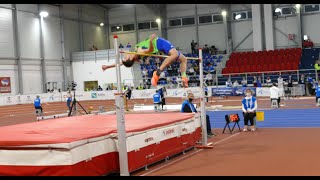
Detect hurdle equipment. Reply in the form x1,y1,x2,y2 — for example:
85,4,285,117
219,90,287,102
271,99,279,108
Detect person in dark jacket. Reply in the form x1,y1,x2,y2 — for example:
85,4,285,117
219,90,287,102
181,92,215,137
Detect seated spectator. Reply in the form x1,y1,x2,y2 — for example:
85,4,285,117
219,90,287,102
266,76,272,86
303,39,314,48
270,83,280,107
136,84,144,90
126,42,131,49
119,43,124,48
188,66,195,76
181,92,215,137
253,76,257,87
205,73,213,86
208,64,215,74
142,68,148,78
210,45,217,55
241,89,257,132
167,65,173,76
241,77,247,87
233,80,239,87
257,77,262,87
97,85,103,91
160,71,166,81
226,79,232,87
203,44,210,54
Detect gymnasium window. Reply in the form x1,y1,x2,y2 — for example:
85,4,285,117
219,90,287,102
111,25,122,32
233,11,247,20
281,7,293,15
199,15,212,24
212,14,223,23
138,22,151,30
151,21,158,29
168,19,182,26
123,24,135,31
304,4,320,13
182,17,195,25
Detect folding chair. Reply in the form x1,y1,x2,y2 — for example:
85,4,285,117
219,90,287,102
223,114,241,134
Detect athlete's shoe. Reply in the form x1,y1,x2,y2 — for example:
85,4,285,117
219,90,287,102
151,71,160,86
181,76,189,88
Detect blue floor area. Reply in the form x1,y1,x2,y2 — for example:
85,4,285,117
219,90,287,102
207,108,320,128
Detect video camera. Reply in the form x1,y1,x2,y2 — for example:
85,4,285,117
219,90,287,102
69,81,77,91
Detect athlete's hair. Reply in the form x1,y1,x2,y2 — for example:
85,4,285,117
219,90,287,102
122,60,135,67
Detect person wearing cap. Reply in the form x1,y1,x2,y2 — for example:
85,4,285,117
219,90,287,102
241,89,258,132
34,95,43,115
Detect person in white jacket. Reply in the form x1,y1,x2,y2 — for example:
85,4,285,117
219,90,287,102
270,83,281,107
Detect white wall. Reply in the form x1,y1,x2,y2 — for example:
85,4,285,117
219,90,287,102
16,4,38,13
21,61,42,94
109,6,135,25
81,4,104,23
46,64,63,85
0,8,15,58
167,26,197,54
136,4,158,22
138,30,159,42
231,20,253,51
72,51,134,91
63,4,78,19
0,4,110,95
83,23,106,51
198,24,226,51
302,13,320,46
17,11,41,59
231,4,252,11
167,4,195,18
42,17,62,60
274,16,298,48
64,19,80,60
197,4,221,14
109,32,136,50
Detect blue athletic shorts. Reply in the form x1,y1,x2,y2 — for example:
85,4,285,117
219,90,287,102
156,37,180,61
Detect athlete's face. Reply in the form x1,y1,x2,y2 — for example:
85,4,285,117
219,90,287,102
123,54,138,62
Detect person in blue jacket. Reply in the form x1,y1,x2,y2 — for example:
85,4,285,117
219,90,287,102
153,90,162,111
315,80,320,105
241,89,258,132
34,95,43,114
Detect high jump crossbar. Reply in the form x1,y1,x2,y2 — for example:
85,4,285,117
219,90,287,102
119,51,201,60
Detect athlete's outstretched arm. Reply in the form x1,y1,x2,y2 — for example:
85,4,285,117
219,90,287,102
102,61,123,71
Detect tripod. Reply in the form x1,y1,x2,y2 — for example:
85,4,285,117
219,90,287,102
68,90,88,117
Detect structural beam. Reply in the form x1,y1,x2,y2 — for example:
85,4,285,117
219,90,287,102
12,4,23,94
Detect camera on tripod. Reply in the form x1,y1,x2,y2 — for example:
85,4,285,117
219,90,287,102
69,81,77,91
